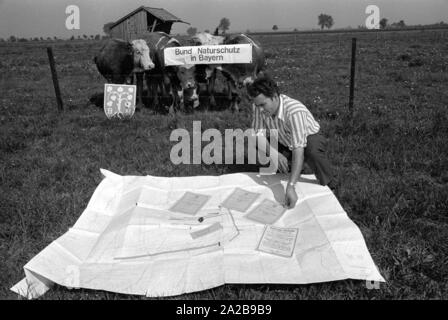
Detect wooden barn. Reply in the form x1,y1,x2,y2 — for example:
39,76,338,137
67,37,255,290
109,6,189,41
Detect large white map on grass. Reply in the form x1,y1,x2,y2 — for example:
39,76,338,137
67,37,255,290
11,169,385,298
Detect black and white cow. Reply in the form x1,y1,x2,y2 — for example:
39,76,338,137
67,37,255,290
190,33,225,109
139,32,199,113
191,32,266,111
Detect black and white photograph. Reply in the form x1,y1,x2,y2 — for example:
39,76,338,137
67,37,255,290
1,0,447,302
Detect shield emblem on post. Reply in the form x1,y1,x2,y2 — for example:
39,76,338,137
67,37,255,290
103,84,136,119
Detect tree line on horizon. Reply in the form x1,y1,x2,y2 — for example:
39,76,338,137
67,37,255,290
180,15,447,35
2,16,447,43
2,34,106,43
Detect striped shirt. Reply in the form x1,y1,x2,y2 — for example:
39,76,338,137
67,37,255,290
251,94,320,149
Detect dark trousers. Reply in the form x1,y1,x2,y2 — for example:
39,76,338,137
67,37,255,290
274,134,333,186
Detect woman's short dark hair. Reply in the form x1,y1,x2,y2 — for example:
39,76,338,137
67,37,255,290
246,74,279,98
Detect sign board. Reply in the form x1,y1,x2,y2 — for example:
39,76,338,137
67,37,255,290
103,84,136,119
164,44,252,66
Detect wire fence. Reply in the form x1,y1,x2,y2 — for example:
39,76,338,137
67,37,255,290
249,29,447,117
1,29,446,117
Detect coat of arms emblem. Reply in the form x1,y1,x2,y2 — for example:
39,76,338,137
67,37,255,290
103,84,136,119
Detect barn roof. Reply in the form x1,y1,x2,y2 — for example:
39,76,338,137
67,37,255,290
110,6,189,28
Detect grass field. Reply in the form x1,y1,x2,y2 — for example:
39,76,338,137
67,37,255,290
1,29,447,299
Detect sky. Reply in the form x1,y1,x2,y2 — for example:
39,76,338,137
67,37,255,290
0,0,447,39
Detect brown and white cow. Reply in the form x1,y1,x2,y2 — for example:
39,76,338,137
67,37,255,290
139,32,199,113
94,38,155,109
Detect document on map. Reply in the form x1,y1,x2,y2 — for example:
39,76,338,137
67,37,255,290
245,199,286,225
220,188,261,212
170,192,211,216
256,226,299,257
190,222,223,240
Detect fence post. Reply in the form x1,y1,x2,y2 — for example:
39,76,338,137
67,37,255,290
47,47,64,111
348,38,357,116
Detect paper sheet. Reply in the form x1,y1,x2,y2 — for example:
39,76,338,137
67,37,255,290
11,169,385,298
257,226,299,257
169,191,211,215
245,199,286,225
220,188,261,212
191,222,223,239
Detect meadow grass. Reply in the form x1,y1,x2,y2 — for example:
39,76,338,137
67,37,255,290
0,30,447,299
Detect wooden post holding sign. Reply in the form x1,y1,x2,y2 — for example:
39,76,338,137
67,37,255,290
47,47,64,111
348,38,357,115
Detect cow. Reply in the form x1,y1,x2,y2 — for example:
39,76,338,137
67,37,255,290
191,32,225,46
190,32,265,111
94,38,155,109
139,32,199,114
220,33,266,112
190,33,225,109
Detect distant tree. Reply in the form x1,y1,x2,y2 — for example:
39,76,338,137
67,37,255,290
18,38,28,42
380,18,388,29
70,35,75,41
246,29,251,33
40,37,44,41
272,25,278,31
78,35,81,40
213,27,219,36
186,27,197,36
82,34,88,39
327,16,334,29
391,20,406,28
47,37,52,41
8,35,17,42
204,29,210,33
54,36,58,41
0,38,4,42
293,28,299,32
218,17,230,34
103,22,115,36
318,14,334,30
34,37,39,41
94,34,101,40
318,14,326,29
